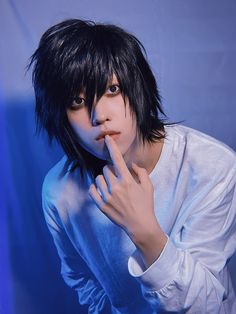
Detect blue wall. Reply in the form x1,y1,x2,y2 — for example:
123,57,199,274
1,1,236,313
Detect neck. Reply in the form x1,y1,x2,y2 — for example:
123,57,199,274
124,136,164,175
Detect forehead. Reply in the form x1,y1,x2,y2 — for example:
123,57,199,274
108,74,119,84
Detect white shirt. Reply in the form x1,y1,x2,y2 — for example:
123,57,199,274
42,125,236,313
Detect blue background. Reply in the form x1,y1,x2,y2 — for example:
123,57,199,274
0,1,236,313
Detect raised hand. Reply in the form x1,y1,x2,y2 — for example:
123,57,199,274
89,135,167,268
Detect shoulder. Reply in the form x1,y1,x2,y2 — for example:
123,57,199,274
42,156,90,210
165,124,236,180
42,155,69,200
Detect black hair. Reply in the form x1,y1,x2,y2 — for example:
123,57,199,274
28,18,168,177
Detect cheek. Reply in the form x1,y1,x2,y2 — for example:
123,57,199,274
70,123,91,145
67,111,91,134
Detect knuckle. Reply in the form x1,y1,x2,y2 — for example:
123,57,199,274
110,182,119,194
105,193,112,204
100,201,110,213
123,177,132,187
103,165,108,173
95,175,103,184
100,203,107,212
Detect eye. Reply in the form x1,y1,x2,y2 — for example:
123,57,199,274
106,84,120,96
70,97,86,110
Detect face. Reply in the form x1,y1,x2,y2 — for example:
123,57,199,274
66,76,138,163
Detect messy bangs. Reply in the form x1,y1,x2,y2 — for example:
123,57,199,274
29,19,168,177
60,22,146,121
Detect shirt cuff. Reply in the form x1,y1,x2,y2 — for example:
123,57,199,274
128,237,181,292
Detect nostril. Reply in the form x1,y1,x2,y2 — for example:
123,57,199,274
92,115,109,126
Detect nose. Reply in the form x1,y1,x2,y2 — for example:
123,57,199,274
91,98,110,126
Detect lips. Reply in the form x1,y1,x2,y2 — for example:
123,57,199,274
96,130,120,141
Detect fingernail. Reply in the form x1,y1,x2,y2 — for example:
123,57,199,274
105,135,110,141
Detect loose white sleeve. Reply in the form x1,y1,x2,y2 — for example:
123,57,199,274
128,171,236,313
42,188,113,314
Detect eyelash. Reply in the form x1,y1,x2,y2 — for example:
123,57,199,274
70,97,86,110
70,84,120,110
106,84,120,95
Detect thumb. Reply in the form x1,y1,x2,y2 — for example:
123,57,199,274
131,162,150,185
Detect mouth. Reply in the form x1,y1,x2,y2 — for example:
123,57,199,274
96,131,120,141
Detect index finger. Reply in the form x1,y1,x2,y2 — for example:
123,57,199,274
105,135,131,178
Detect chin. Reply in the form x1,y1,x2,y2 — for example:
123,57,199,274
92,149,111,162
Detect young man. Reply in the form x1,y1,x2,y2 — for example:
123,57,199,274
29,19,236,313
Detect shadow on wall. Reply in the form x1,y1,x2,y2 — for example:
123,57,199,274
3,96,236,313
4,96,87,314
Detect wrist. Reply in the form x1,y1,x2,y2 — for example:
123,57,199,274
132,225,168,268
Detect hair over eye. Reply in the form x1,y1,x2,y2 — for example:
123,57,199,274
29,18,166,177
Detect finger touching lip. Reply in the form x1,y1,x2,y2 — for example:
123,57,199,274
108,133,120,140
96,132,120,141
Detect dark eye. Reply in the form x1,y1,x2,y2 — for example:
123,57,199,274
70,97,86,110
107,84,120,95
